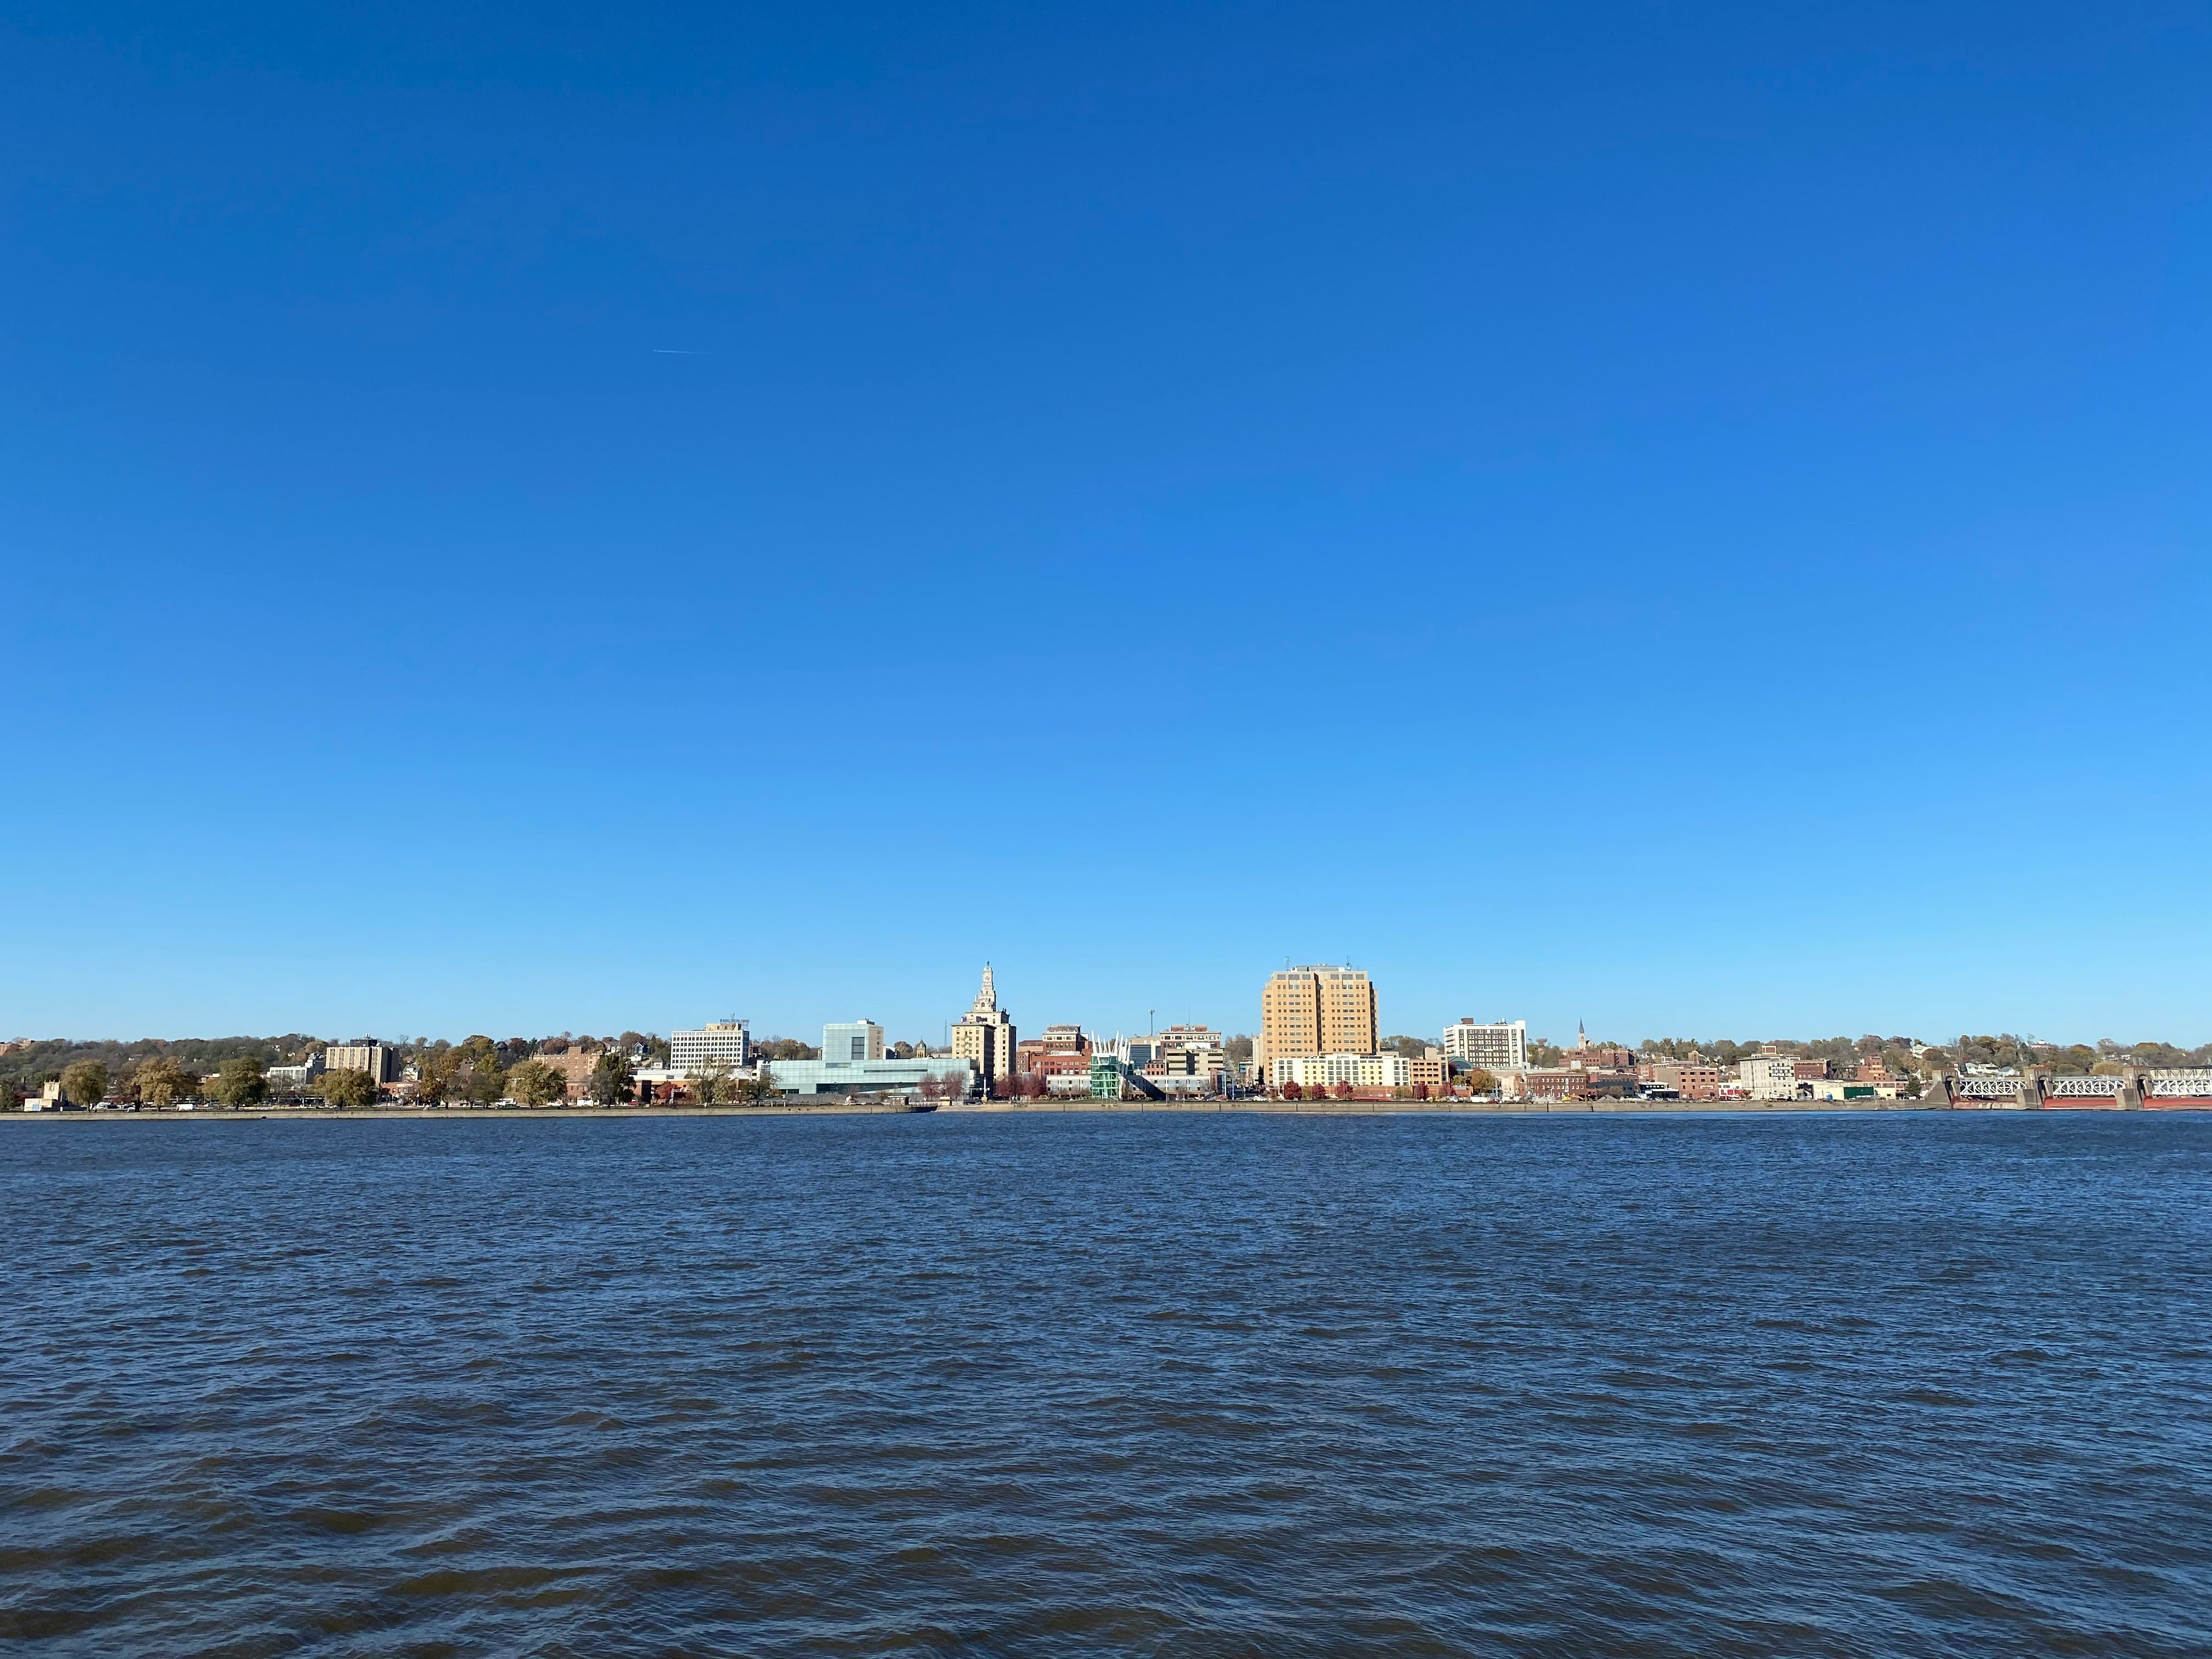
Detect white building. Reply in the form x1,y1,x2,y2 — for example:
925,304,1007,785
1739,1056,1798,1100
1269,1053,1412,1091
821,1020,884,1063
267,1054,328,1088
1803,1077,1906,1101
671,1020,752,1073
1442,1018,1527,1071
1146,1074,1217,1096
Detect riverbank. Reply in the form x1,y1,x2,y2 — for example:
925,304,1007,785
4,1099,1948,1122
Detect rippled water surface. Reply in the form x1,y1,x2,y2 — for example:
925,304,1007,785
4,1111,2209,1656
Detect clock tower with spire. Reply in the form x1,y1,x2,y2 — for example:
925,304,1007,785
951,963,1017,1090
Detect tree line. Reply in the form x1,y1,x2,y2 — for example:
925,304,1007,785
1631,1032,2212,1079
3,1031,675,1109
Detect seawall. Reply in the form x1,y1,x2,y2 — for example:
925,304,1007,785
4,1100,1937,1122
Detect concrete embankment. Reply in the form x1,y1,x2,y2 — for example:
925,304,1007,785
6,1099,1932,1122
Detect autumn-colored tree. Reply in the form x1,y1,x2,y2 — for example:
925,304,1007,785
1280,1080,1303,1100
1331,1079,1355,1099
453,1036,503,1105
1464,1068,1500,1096
317,1067,380,1110
588,1049,635,1105
413,1045,459,1105
754,1037,820,1061
60,1059,110,1107
214,1055,269,1108
133,1056,192,1108
687,1060,736,1105
507,1058,566,1107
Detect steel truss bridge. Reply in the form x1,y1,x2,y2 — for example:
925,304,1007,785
1934,1070,2212,1108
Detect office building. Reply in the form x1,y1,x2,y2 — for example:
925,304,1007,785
1269,1052,1411,1092
951,964,1017,1084
1643,1062,1722,1100
1152,1040,1228,1082
1018,1026,1092,1080
1515,1066,1592,1101
1025,1048,1093,1079
1147,1024,1226,1079
1441,1018,1527,1071
325,1043,397,1084
267,1053,328,1088
1259,965,1378,1066
671,1020,752,1073
822,1020,885,1063
1740,1056,1799,1099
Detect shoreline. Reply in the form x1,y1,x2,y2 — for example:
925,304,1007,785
1,1099,2152,1122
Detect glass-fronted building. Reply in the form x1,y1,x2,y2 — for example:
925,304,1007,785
765,1056,973,1097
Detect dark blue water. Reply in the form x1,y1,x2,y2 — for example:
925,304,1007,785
4,1112,2208,1656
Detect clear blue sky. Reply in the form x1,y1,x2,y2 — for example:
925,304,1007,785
4,2,2208,1049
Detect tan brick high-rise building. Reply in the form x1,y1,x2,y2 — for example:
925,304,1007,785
1258,965,1378,1067
951,963,1017,1084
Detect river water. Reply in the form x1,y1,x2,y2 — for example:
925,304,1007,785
3,1111,2208,1656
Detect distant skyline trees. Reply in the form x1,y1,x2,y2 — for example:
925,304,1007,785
754,1037,821,1061
9,1023,2212,1111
